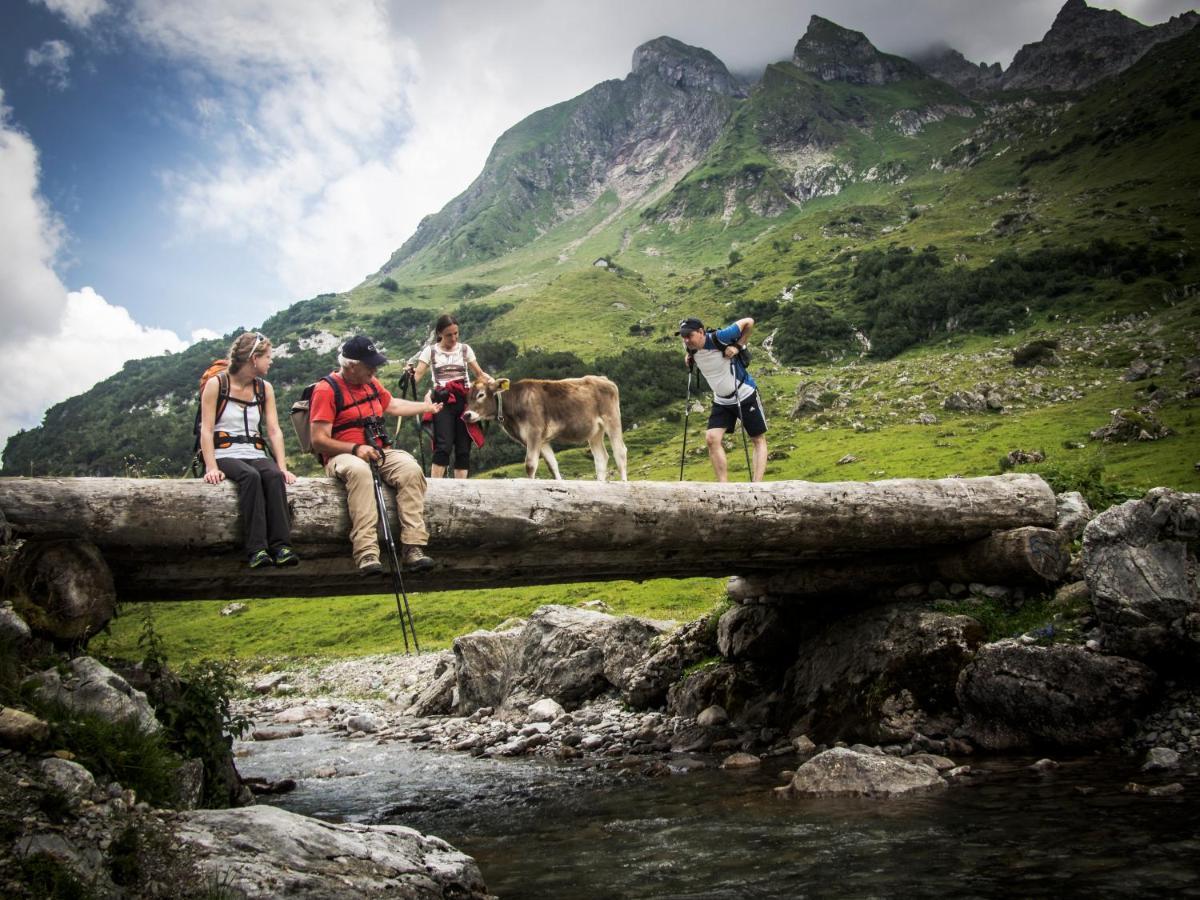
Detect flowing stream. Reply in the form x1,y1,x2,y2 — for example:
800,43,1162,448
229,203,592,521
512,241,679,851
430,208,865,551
235,730,1200,899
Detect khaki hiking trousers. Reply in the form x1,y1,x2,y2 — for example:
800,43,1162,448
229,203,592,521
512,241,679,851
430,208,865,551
325,448,430,564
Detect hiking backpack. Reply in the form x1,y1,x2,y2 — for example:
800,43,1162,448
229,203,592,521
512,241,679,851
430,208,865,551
189,360,266,476
290,374,384,459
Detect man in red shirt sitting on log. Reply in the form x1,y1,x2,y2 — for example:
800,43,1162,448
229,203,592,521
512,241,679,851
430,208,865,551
310,335,441,575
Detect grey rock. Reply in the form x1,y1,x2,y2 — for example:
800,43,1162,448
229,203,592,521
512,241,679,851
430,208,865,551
697,705,729,726
176,758,205,810
220,602,248,616
454,626,522,715
1148,782,1184,797
1055,491,1094,542
717,604,794,662
252,672,289,694
780,605,984,744
0,707,49,749
511,605,667,709
24,656,160,733
721,752,761,769
943,390,987,412
176,804,489,899
623,616,718,709
957,641,1157,750
1083,488,1200,664
345,714,382,734
38,757,96,800
527,698,566,723
1143,747,1181,772
1124,358,1152,382
784,747,946,798
0,601,32,646
408,667,456,717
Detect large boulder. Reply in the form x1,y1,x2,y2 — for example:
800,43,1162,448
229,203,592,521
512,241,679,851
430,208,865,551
509,605,667,709
782,747,946,798
24,656,160,733
622,616,718,710
453,626,522,715
175,804,490,899
1083,488,1200,665
1055,491,1094,543
666,661,771,722
957,641,1157,750
779,605,984,743
717,603,795,663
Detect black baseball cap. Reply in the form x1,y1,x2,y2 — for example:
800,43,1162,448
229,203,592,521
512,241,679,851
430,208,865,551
342,335,388,368
675,317,704,336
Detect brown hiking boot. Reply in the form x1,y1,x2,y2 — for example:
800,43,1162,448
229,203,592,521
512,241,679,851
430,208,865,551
402,545,435,571
357,555,384,576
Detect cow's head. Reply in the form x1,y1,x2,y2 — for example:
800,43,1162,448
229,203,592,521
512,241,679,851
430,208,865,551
462,377,509,423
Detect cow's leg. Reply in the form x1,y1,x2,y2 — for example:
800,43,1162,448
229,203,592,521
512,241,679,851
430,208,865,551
524,441,542,478
588,431,609,482
541,445,563,480
605,418,628,482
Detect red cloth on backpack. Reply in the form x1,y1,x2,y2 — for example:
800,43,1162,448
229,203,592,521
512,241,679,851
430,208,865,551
422,380,484,448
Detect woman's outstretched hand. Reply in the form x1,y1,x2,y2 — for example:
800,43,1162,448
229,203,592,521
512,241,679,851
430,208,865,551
203,468,225,485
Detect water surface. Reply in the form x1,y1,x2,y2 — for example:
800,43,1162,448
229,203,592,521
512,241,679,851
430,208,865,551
236,732,1200,899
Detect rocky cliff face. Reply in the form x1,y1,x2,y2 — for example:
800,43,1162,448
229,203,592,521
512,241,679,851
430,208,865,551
792,15,925,85
913,45,1004,97
1003,0,1199,92
381,36,740,273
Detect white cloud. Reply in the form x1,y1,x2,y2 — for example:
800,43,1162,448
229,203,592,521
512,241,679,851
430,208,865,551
26,39,74,90
0,88,191,455
0,288,189,452
190,327,220,343
0,90,68,339
32,0,110,29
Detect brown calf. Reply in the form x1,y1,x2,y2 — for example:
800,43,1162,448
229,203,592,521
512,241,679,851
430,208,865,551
463,376,628,481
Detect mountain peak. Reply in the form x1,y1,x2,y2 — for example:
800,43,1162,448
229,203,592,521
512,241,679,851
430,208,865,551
792,15,922,85
631,36,743,96
1004,0,1196,91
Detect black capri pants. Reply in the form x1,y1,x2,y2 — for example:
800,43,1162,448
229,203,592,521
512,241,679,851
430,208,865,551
215,456,292,556
430,396,473,468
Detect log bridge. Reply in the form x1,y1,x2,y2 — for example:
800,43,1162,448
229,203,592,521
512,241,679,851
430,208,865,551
0,474,1065,621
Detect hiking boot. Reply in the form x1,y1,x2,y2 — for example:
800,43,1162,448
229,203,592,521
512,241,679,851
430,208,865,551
358,555,384,576
402,545,435,571
273,546,299,567
248,549,273,569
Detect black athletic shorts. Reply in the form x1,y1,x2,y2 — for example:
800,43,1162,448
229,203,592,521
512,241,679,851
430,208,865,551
707,393,767,437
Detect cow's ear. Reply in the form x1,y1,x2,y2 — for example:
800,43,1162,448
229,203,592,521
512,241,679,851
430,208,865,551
495,377,510,393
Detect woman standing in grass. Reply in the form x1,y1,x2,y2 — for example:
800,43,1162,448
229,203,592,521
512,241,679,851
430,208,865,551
199,331,299,568
407,314,492,479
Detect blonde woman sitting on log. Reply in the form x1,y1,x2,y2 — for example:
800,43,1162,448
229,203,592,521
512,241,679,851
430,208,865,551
198,331,299,568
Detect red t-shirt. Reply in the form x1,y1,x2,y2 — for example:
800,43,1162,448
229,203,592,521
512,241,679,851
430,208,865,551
309,373,393,458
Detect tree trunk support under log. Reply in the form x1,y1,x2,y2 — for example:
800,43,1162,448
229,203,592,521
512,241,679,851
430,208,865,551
727,526,1068,601
0,474,1058,602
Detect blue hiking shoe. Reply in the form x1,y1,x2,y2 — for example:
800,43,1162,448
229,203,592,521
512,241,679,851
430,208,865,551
248,549,273,569
273,546,300,567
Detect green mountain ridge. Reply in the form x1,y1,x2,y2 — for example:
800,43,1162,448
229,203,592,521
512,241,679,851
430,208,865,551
4,8,1198,498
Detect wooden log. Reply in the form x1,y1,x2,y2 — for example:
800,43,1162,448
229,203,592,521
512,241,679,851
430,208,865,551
726,526,1068,601
0,474,1057,601
3,539,115,642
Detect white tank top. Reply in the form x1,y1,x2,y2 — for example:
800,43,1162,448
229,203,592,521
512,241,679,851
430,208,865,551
213,392,265,460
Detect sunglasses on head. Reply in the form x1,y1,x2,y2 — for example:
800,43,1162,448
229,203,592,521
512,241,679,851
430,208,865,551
250,332,267,356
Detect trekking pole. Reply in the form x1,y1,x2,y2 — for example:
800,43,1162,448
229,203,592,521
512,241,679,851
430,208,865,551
396,368,429,475
679,362,695,481
365,432,421,653
732,361,752,478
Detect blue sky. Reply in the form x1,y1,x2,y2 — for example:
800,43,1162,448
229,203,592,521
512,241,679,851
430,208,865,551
1,0,1195,452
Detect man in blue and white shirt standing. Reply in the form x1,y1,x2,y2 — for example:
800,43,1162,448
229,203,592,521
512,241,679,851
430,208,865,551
677,316,768,482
